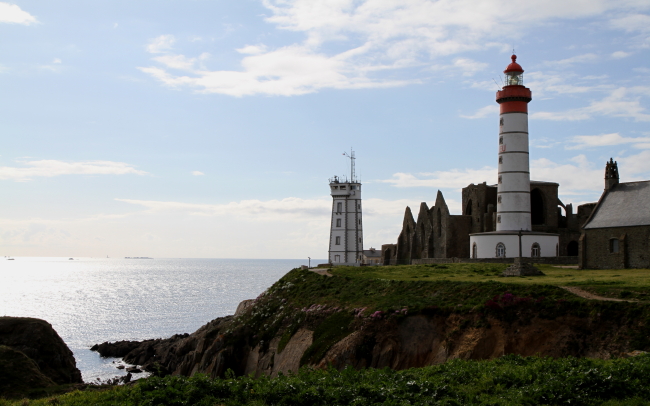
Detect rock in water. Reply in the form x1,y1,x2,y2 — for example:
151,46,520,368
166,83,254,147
0,317,83,385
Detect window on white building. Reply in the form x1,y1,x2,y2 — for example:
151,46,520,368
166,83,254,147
531,243,540,258
337,202,342,213
334,255,340,262
336,219,341,227
335,236,341,245
472,243,477,259
496,243,506,258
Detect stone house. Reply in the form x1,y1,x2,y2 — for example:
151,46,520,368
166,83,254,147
579,159,650,269
362,248,382,265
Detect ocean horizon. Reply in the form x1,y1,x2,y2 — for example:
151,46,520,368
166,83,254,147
1,257,323,382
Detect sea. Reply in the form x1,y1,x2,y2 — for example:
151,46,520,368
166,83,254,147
0,257,319,383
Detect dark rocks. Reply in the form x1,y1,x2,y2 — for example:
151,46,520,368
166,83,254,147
91,318,233,378
91,340,144,358
0,345,55,398
0,317,82,385
126,366,142,373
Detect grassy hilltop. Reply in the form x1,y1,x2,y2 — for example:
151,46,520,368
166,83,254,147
4,263,650,405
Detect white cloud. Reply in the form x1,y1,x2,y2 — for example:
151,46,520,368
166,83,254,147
139,0,650,97
116,197,331,220
379,167,497,190
610,13,650,33
611,51,631,59
191,171,204,176
236,44,268,55
619,150,650,177
0,196,429,257
52,58,62,64
0,160,148,181
0,2,37,25
376,151,650,198
532,87,650,122
544,53,598,66
566,132,650,149
460,105,499,119
147,35,176,54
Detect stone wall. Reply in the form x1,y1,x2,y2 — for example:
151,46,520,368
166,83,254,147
412,256,579,265
581,226,650,269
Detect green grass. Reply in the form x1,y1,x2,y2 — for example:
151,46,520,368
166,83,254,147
219,266,650,366
332,263,650,300
5,355,650,405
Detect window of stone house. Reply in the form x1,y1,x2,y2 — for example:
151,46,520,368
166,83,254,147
335,236,341,245
531,243,540,258
610,238,619,253
336,219,341,227
496,243,506,258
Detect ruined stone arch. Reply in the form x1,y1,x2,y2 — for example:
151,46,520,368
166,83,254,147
567,241,578,256
531,188,545,225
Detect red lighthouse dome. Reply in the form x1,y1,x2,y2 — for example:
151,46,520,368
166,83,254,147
504,54,523,73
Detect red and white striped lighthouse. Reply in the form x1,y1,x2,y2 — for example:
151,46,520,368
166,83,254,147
496,55,532,232
469,54,559,259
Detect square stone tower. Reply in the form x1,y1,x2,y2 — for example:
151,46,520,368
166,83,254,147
328,151,363,265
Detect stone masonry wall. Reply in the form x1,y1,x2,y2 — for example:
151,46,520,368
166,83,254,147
582,225,650,269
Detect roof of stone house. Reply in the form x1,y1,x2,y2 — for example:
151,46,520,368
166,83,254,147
583,181,650,229
362,249,382,258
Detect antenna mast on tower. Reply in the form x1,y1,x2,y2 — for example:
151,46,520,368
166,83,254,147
343,149,356,182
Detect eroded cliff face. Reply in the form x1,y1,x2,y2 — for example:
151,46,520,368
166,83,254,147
0,317,82,385
94,304,643,379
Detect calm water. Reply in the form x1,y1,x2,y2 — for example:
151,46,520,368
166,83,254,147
0,257,316,382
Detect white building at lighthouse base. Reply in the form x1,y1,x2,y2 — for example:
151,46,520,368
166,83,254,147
469,231,559,259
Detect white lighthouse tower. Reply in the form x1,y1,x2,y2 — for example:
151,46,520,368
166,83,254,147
328,150,363,265
470,55,558,261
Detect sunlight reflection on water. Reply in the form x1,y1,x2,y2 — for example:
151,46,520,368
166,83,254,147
0,257,313,382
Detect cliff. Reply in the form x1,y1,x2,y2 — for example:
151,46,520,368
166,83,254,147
0,317,83,398
92,268,650,379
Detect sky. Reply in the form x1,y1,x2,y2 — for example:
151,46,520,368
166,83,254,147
1,0,649,259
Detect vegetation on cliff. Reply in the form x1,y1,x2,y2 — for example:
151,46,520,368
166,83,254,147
222,265,650,362
4,354,650,405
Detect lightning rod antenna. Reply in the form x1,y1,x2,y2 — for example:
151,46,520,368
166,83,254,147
343,148,356,183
